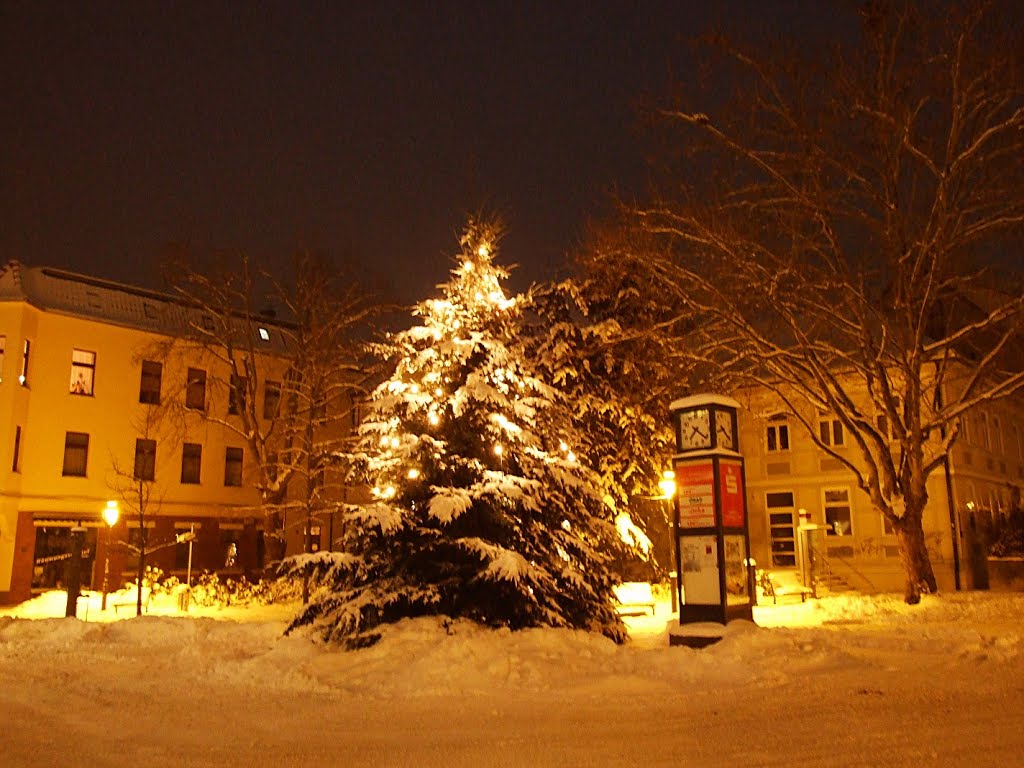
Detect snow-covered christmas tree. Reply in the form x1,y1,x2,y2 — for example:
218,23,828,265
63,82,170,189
287,219,628,647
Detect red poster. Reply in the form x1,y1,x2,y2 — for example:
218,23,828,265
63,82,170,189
719,459,746,528
676,461,715,528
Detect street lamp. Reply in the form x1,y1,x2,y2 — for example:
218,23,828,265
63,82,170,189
101,500,119,611
657,470,678,612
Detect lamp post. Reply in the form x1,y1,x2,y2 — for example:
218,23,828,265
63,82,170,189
101,500,119,611
657,470,678,612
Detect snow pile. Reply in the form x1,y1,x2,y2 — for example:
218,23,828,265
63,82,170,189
3,590,1024,767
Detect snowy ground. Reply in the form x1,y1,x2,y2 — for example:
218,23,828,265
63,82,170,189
2,587,1023,767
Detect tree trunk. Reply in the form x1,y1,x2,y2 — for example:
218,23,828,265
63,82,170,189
895,518,938,604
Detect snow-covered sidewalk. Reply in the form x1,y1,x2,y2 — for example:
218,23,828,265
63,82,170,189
2,589,1023,767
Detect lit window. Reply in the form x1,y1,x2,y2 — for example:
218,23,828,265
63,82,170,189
818,417,844,447
824,488,852,536
258,327,270,342
186,368,206,410
134,438,156,481
139,360,162,404
181,443,202,484
20,339,30,386
62,432,90,477
70,349,96,396
224,447,243,487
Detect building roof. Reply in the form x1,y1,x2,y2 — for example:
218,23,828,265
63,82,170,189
0,260,292,353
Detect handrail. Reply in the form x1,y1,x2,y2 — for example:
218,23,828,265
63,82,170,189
810,542,878,593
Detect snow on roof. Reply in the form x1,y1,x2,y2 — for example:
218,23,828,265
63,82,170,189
0,260,291,351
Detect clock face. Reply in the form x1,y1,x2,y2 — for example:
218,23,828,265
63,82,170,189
679,408,712,450
715,409,735,450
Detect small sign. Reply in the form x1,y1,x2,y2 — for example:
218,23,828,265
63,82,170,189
677,461,715,528
719,459,746,527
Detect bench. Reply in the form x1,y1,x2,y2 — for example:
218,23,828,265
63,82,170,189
758,571,813,604
111,588,152,615
613,582,658,616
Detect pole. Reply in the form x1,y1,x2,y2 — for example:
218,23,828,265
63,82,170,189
65,526,86,618
186,523,195,587
101,525,111,611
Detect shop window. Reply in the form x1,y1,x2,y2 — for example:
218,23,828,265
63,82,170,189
766,491,797,567
139,360,163,404
134,438,156,481
824,488,853,536
766,415,790,452
224,447,243,487
181,443,202,484
186,368,206,410
70,349,96,395
62,432,90,477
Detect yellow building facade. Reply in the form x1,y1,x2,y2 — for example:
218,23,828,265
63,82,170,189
0,262,320,604
734,384,1024,594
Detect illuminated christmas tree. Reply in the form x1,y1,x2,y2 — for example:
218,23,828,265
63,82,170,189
288,219,627,647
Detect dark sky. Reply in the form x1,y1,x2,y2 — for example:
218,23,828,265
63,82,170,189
1,1,849,304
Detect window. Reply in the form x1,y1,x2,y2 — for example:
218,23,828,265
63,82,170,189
228,374,247,415
979,413,990,450
0,334,5,382
62,432,89,477
1015,424,1023,461
258,327,271,342
69,349,96,395
224,447,243,487
992,417,1004,455
181,443,202,484
134,438,156,481
818,417,845,447
766,416,790,452
20,339,30,386
766,492,797,567
263,380,281,419
824,488,852,536
186,368,206,410
139,361,162,404
959,414,970,444
12,425,22,472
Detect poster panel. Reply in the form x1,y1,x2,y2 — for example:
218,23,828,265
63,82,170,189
718,458,746,528
677,461,715,528
679,535,721,605
723,535,750,605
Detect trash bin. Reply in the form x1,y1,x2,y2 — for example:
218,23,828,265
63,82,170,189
177,587,191,612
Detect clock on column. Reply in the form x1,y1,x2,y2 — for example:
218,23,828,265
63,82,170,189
679,408,712,451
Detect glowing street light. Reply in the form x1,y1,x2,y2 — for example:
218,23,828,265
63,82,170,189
101,500,119,611
657,471,678,612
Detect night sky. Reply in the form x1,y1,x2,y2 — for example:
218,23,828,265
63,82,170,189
1,2,849,304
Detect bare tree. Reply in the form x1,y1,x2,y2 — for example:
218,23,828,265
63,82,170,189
162,250,375,569
107,370,180,616
589,1,1024,602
